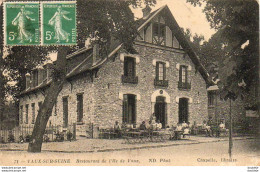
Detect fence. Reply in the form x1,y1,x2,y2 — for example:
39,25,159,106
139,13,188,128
0,124,76,143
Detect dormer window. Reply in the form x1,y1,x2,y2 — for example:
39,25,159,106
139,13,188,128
153,23,165,46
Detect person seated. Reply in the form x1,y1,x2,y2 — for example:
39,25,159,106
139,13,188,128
114,121,121,138
139,121,147,130
126,123,133,129
181,121,188,128
191,121,198,135
219,121,225,130
183,127,190,138
174,123,183,140
114,121,121,131
176,123,183,131
216,121,227,137
151,118,157,130
155,120,162,130
202,120,212,137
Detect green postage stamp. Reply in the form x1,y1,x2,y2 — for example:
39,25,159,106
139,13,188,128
41,1,77,45
4,2,40,46
3,1,77,46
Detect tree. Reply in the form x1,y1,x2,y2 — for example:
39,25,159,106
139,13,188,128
186,0,259,105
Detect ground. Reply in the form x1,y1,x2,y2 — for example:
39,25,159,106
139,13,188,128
0,136,259,166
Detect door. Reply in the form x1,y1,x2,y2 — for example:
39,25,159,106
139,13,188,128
179,98,189,123
154,96,167,128
123,94,136,124
63,97,68,127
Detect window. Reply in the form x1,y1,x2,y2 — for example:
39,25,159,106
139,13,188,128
155,61,168,87
153,23,165,45
25,104,29,124
124,57,136,77
181,66,187,83
31,103,35,124
32,70,38,87
208,92,215,106
178,65,191,89
20,106,23,124
122,57,138,84
156,62,166,81
77,94,83,123
123,94,136,124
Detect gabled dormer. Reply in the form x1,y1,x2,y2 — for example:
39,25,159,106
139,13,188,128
136,5,182,49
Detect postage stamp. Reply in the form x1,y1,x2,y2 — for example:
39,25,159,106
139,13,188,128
41,1,77,46
4,2,40,46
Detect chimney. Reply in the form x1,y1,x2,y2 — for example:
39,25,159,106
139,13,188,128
142,5,152,18
25,73,31,90
92,40,100,65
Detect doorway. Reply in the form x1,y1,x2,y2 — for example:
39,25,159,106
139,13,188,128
123,94,136,124
154,96,167,128
179,98,189,123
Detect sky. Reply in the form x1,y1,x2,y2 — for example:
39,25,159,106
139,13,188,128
0,0,215,41
131,0,216,40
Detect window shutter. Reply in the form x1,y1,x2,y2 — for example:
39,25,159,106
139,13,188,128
124,58,128,76
163,63,166,80
123,95,128,123
133,58,136,77
185,67,188,83
179,65,182,82
20,106,23,124
156,62,159,80
133,95,137,124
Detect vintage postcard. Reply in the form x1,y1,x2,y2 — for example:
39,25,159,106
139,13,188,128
0,0,259,168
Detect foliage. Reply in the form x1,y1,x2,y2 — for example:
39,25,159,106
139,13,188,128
186,0,259,105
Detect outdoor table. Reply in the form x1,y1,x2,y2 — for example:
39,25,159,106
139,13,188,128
127,131,143,143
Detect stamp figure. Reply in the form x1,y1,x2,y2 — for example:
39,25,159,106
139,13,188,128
41,1,76,45
4,2,40,45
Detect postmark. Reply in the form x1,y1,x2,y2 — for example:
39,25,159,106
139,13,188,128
41,1,77,45
4,2,40,46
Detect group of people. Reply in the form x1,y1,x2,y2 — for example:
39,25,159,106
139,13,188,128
112,114,227,139
202,119,226,137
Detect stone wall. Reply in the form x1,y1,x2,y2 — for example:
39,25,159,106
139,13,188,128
19,43,209,129
93,43,208,128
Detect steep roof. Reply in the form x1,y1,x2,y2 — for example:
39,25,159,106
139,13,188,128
68,5,210,83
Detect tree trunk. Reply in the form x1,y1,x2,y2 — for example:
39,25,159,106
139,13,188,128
28,46,69,152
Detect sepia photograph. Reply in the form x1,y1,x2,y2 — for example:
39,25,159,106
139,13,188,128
0,0,259,168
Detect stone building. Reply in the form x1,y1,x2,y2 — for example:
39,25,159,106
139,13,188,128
19,5,211,131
